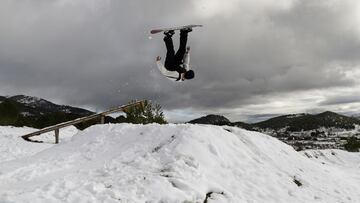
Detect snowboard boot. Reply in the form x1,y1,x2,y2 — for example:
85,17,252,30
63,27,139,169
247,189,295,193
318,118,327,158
164,30,175,37
180,27,192,33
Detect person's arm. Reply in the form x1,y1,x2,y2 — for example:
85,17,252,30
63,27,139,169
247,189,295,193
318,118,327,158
156,56,180,80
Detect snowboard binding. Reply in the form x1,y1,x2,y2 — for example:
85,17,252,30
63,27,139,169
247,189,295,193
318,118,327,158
164,30,175,37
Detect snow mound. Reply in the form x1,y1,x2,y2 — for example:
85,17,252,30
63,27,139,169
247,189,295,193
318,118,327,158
0,124,359,203
0,126,78,163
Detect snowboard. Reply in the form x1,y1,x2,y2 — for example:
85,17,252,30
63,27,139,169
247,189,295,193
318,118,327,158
150,24,203,34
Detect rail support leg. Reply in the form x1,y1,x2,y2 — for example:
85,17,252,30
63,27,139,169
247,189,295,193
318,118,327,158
55,129,59,144
100,116,105,124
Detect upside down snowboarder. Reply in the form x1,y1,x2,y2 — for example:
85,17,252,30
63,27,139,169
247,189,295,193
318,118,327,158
156,28,195,81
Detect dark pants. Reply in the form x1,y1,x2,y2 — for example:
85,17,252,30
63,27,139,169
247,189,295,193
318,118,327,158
164,32,188,73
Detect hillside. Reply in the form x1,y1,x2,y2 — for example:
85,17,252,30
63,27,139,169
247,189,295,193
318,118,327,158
190,112,360,150
0,124,359,202
8,95,93,116
254,111,360,131
189,112,360,131
188,114,232,125
0,126,78,162
0,95,95,129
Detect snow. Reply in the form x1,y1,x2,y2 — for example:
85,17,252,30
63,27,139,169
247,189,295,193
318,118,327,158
285,114,307,119
0,126,78,163
15,96,42,105
20,112,32,117
12,95,52,109
61,108,72,113
0,124,359,203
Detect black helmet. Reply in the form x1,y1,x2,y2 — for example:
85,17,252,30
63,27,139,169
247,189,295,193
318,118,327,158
184,70,195,79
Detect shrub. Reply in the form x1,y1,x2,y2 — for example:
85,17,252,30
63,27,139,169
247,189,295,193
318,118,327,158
121,100,167,124
344,136,360,152
0,100,19,125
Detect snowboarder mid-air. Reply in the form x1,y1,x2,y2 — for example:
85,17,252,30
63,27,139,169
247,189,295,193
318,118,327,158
156,28,195,81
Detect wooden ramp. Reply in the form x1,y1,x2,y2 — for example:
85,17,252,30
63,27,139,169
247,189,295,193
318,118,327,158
22,100,145,143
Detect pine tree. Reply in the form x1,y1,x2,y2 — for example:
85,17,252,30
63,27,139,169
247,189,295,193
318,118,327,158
121,100,167,124
344,136,360,152
0,100,19,125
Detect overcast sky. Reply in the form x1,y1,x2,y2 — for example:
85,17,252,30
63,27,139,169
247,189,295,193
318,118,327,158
1,0,360,122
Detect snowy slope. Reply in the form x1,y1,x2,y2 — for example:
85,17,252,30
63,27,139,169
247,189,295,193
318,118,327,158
0,126,78,163
0,124,359,203
7,95,93,116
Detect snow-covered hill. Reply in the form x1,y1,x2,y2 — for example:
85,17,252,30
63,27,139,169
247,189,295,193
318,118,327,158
7,95,93,116
0,126,78,163
0,124,359,203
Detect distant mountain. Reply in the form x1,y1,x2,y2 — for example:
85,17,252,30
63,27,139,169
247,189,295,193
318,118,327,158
254,111,360,131
351,113,360,120
9,95,92,116
0,95,95,129
188,112,360,150
0,95,167,130
190,111,360,131
188,114,232,126
232,121,254,130
252,113,308,130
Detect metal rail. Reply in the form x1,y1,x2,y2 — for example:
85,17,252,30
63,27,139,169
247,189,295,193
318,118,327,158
21,100,145,143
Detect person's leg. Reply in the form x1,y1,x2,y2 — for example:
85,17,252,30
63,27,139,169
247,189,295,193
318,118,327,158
164,34,176,71
174,30,188,63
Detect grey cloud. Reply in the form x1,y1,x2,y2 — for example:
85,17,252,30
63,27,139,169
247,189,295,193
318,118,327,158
1,0,360,121
269,0,360,62
320,95,360,106
239,113,282,123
